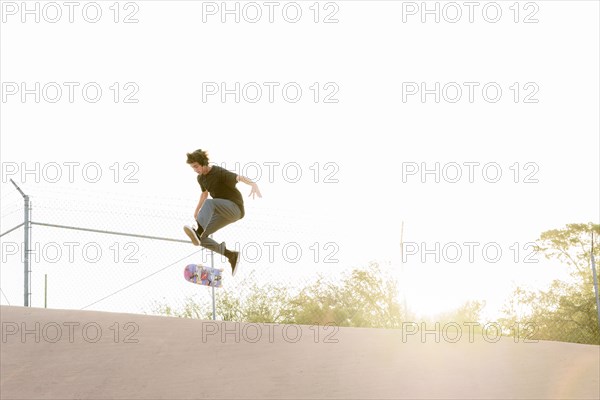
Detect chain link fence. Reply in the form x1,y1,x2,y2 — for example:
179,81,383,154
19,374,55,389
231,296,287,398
0,184,351,317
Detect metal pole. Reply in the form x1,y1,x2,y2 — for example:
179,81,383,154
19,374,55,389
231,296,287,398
24,195,31,306
210,235,215,321
590,233,600,334
10,179,31,307
211,284,216,320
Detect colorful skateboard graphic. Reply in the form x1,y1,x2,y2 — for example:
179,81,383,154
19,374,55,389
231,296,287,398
184,264,223,288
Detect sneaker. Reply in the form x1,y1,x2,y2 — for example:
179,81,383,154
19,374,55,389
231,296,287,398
183,225,201,246
227,251,240,277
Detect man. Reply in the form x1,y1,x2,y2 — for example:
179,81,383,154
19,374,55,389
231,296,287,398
183,149,262,276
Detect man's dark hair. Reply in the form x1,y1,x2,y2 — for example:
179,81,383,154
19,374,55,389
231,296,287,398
186,149,209,166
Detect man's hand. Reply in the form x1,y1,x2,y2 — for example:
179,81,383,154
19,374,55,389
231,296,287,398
248,183,262,199
238,175,263,199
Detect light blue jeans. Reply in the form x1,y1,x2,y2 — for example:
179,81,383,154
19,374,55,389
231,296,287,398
196,198,242,255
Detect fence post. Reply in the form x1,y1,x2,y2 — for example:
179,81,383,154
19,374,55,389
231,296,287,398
24,195,31,306
10,179,31,307
210,235,216,321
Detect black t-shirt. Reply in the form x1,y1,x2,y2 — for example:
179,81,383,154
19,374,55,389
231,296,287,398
198,165,244,218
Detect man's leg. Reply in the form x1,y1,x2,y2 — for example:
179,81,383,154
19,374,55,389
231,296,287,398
196,199,241,256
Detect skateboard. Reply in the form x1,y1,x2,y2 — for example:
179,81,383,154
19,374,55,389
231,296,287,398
184,264,223,288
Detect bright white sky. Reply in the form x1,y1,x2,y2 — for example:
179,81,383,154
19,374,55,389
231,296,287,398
1,1,599,321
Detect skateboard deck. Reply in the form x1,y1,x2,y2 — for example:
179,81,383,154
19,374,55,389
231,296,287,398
184,264,223,288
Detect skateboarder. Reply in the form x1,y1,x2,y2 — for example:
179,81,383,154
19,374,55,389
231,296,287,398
183,149,262,277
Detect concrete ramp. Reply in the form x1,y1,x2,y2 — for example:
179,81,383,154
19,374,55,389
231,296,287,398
1,306,598,399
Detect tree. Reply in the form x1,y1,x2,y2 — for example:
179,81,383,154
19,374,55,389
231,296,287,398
214,275,297,324
290,262,405,328
500,223,600,344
